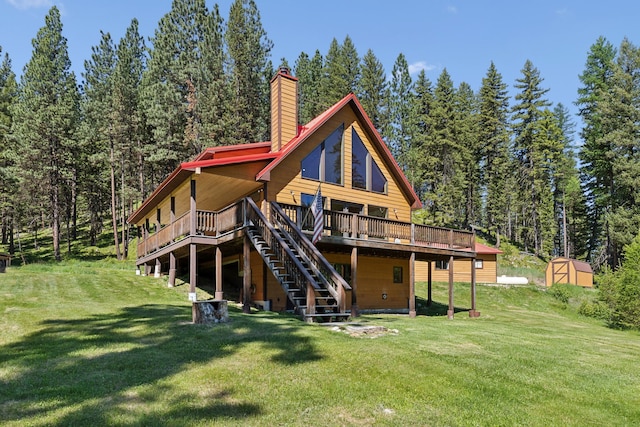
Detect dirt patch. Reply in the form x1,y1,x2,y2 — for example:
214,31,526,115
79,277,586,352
330,324,398,338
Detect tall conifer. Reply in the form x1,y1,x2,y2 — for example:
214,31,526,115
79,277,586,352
12,6,79,261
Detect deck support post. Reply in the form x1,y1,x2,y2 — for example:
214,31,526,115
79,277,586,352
427,260,433,307
447,255,454,319
242,233,251,314
215,246,224,300
469,257,480,317
168,251,176,287
189,244,197,295
306,281,316,320
190,180,196,236
409,252,416,318
350,247,358,317
154,258,161,278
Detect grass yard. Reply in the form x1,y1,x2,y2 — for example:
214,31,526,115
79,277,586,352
1,260,639,426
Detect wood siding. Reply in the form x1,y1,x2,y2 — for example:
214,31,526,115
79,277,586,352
270,72,298,152
268,108,413,224
324,252,409,311
415,254,498,283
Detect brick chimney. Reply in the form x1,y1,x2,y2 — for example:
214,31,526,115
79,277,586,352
270,67,298,152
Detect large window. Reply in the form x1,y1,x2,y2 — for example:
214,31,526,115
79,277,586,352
351,128,387,193
301,124,344,185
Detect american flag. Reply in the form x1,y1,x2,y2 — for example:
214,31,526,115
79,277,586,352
310,186,323,245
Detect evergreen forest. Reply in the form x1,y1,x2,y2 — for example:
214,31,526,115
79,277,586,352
0,0,638,276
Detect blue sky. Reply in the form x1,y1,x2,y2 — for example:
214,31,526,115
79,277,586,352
1,0,639,138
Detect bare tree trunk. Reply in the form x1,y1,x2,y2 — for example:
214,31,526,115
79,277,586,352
121,152,128,260
52,184,61,262
110,141,122,260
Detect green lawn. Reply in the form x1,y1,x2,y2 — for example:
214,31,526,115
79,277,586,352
1,260,639,426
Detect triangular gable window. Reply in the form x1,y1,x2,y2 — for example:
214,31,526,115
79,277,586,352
301,124,344,185
352,128,387,194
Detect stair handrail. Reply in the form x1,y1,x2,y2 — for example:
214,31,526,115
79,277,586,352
245,198,322,299
270,202,352,306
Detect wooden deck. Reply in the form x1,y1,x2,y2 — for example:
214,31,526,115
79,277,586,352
135,199,476,264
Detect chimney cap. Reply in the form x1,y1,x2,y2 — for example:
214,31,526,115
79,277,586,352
278,66,291,75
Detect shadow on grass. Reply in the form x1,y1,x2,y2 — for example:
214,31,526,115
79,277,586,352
416,296,470,317
0,304,323,425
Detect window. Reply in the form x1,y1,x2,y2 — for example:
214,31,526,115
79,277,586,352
351,128,387,193
302,124,344,185
475,259,484,269
368,205,388,218
435,260,449,270
393,266,403,283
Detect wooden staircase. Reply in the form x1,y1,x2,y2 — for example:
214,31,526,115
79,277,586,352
245,198,351,322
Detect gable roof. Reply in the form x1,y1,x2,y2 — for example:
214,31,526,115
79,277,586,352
255,93,422,209
127,144,277,224
128,92,423,224
550,257,593,274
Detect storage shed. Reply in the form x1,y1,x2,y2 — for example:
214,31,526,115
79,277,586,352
545,257,593,288
0,253,11,273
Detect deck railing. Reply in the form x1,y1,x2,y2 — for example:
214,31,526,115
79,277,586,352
278,202,474,250
136,199,475,259
136,201,245,258
270,202,351,312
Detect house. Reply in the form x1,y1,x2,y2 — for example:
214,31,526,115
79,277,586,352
545,257,593,288
127,67,479,322
415,243,503,284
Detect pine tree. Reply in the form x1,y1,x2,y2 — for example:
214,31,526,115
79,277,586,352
357,49,387,133
597,38,640,267
456,81,480,227
407,69,434,203
552,103,587,258
142,0,217,181
111,19,147,258
0,48,18,252
199,5,233,147
226,0,273,144
11,6,80,261
320,36,359,109
576,36,617,263
295,50,323,124
384,53,413,161
512,60,551,255
478,62,512,246
422,68,466,227
80,31,116,249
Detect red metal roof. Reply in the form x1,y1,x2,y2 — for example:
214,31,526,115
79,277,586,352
128,92,424,224
475,243,503,255
127,145,276,224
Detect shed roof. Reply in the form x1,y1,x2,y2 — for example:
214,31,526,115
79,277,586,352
550,257,593,274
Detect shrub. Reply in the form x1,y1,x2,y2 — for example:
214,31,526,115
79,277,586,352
578,300,611,320
549,284,570,305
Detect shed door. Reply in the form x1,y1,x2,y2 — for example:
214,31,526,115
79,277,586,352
552,261,570,284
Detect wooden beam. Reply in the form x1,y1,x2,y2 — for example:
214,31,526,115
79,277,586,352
409,252,416,318
470,257,480,317
168,251,176,287
427,260,432,307
350,247,358,317
242,233,251,314
447,255,454,319
215,246,224,300
189,243,197,295
154,258,161,278
190,179,196,235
